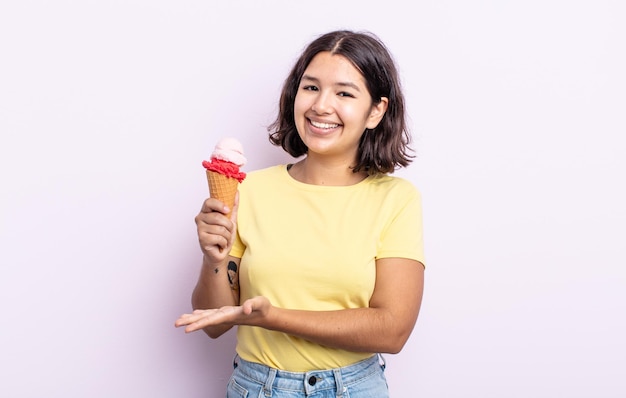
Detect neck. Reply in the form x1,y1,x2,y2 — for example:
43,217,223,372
289,156,368,186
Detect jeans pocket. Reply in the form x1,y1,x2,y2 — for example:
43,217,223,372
344,367,389,398
226,377,248,398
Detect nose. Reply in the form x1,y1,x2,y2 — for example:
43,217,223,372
311,90,333,114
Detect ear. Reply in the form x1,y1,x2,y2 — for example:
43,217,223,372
366,97,389,129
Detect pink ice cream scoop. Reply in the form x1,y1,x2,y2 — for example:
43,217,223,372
202,137,247,182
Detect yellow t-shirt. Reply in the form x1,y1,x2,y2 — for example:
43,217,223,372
230,165,425,371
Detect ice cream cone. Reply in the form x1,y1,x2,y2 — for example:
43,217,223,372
206,169,239,216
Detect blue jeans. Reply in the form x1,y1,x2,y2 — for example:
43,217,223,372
226,354,389,397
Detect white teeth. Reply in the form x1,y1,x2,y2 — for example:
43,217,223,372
310,120,339,129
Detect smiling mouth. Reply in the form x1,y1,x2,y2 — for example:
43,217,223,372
309,119,340,129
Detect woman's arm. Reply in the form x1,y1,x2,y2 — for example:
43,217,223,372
186,195,241,338
176,257,424,353
265,257,424,353
190,255,241,338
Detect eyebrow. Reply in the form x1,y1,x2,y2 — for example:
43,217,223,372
301,75,361,92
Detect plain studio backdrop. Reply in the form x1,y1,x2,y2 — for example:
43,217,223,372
1,1,624,397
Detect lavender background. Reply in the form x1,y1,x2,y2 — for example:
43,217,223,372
1,1,624,397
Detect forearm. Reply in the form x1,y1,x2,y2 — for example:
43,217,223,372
191,255,239,338
258,306,417,354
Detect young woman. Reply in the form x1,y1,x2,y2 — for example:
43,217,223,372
176,30,425,397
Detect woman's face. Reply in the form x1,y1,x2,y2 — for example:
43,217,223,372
294,51,387,162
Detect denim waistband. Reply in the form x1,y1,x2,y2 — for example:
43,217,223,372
233,354,385,396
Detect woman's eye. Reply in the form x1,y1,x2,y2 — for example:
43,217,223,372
302,85,318,91
338,92,354,98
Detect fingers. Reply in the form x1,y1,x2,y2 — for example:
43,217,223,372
195,197,237,257
174,298,271,333
174,307,241,333
195,199,233,233
199,197,231,215
198,223,231,252
173,310,208,330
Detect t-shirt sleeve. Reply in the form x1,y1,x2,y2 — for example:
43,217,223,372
376,183,425,266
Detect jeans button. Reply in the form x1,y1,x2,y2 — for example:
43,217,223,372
308,376,317,386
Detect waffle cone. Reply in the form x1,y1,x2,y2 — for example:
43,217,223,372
206,170,239,215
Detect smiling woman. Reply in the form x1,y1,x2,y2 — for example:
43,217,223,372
269,31,413,177
292,52,389,179
175,30,425,398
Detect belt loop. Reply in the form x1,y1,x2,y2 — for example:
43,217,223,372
333,368,345,398
378,353,386,371
263,368,276,397
232,354,239,369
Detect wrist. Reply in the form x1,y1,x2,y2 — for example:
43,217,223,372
202,254,228,270
201,255,240,292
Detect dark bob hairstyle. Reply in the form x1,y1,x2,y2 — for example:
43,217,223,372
268,30,413,175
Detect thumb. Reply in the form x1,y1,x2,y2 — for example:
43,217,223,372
230,191,240,225
242,296,268,316
242,297,255,315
